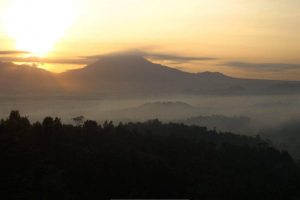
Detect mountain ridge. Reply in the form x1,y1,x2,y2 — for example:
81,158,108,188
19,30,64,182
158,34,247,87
1,54,300,97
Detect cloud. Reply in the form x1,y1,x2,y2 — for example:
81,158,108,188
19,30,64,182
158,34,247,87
86,50,216,63
0,50,29,55
0,56,88,65
146,53,216,62
0,49,216,66
223,61,300,72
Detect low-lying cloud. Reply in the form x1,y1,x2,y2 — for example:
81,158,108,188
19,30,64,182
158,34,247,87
0,49,216,66
224,61,300,72
146,53,216,63
86,50,217,63
0,50,28,55
0,56,88,65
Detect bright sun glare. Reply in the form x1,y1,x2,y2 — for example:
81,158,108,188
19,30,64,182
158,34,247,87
4,0,75,57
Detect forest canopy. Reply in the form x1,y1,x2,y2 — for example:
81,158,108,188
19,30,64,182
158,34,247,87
1,111,299,199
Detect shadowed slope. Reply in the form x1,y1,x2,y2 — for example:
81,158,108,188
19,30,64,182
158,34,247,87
0,62,63,96
62,54,299,97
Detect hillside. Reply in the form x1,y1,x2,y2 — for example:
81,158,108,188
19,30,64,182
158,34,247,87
1,111,299,199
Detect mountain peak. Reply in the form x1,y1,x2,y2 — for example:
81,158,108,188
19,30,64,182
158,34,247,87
197,71,229,79
88,53,151,69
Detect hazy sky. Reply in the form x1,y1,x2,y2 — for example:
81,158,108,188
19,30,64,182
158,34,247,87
0,0,300,80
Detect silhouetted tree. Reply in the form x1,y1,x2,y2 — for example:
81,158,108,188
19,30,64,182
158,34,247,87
83,120,98,133
72,116,84,127
9,110,21,121
43,117,54,130
53,117,62,129
5,110,30,131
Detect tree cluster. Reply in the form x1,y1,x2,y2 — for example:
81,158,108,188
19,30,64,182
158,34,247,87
1,111,299,199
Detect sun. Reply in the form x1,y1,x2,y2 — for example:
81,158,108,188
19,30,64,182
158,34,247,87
4,0,76,57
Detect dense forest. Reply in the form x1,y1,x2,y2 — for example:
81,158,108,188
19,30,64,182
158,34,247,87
1,111,300,199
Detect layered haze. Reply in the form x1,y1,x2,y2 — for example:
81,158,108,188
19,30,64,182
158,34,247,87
1,1,300,198
1,53,300,158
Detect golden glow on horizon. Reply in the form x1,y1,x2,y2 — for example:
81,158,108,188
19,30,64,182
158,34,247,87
0,0,299,79
4,0,76,57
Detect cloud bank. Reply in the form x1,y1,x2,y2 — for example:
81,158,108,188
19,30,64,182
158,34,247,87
0,49,216,66
0,50,29,55
224,62,300,72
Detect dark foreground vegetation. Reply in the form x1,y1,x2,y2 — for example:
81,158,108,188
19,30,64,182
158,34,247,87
1,111,300,199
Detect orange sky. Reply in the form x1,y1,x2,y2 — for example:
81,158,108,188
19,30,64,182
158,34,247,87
0,0,300,80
